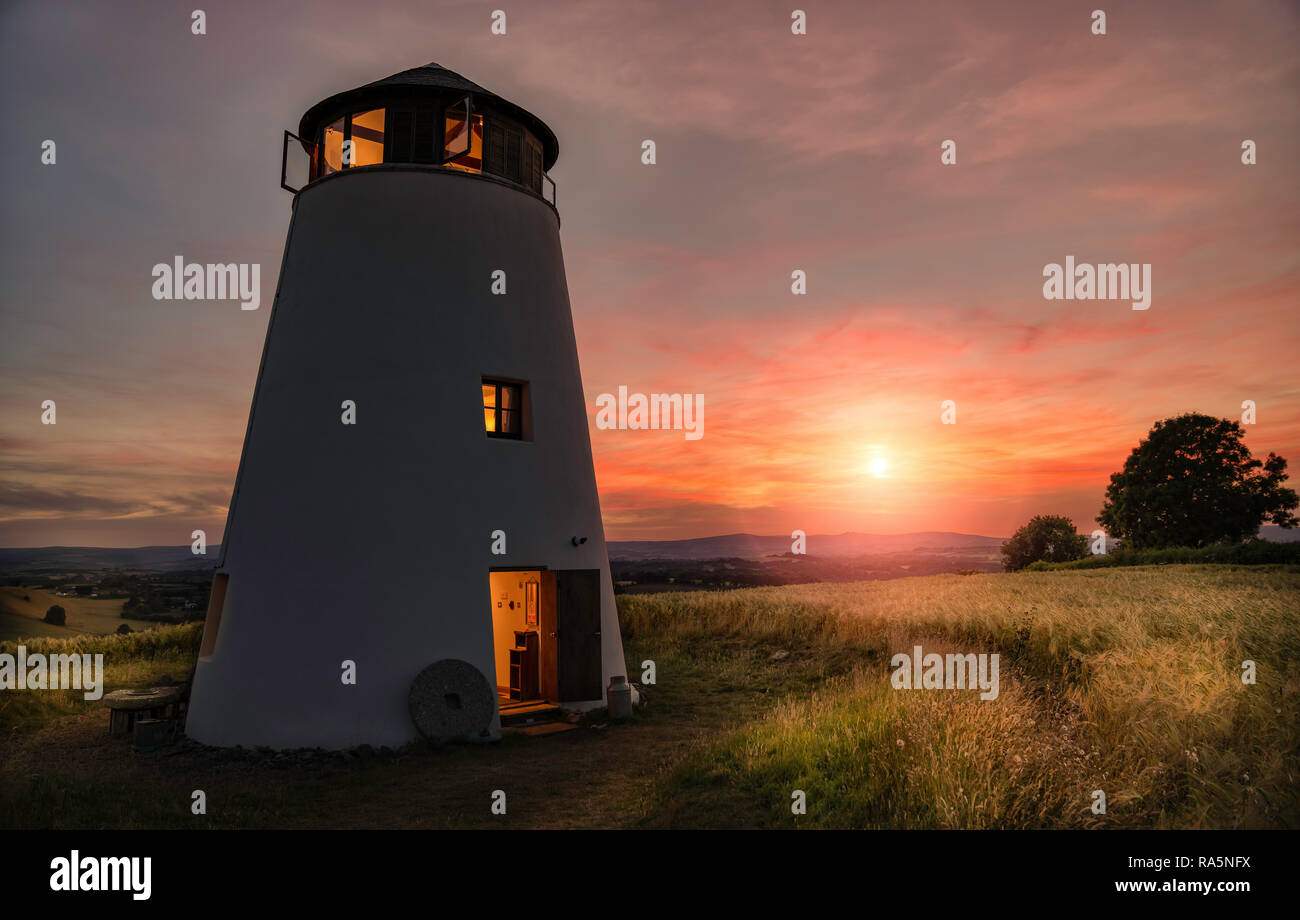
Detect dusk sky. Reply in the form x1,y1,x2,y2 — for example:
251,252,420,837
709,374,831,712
1,0,1297,546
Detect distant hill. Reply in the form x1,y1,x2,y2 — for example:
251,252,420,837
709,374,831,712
0,545,221,575
608,527,1300,560
0,525,1294,573
607,532,1005,561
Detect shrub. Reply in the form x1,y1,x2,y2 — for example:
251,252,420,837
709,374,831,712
1001,515,1088,571
1028,539,1300,570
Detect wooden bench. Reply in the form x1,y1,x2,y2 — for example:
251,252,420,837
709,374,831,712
101,687,184,737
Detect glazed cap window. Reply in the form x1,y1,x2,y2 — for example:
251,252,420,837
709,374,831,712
292,93,547,198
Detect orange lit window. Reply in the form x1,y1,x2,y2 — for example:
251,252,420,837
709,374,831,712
313,110,385,179
445,107,484,173
349,108,385,167
483,379,522,439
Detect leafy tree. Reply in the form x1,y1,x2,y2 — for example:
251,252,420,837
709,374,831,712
44,605,66,626
1098,413,1298,549
116,624,133,635
1001,515,1088,571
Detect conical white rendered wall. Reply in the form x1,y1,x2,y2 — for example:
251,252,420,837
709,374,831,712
187,65,626,749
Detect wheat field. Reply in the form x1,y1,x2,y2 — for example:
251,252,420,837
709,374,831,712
621,565,1299,828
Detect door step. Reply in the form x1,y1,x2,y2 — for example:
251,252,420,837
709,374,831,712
499,702,563,727
502,721,577,738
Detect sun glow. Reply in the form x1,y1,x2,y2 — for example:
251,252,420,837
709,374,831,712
869,456,888,478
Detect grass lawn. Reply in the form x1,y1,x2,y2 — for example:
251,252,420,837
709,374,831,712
1,564,1295,829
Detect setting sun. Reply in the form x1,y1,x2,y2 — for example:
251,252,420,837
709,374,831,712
869,456,889,478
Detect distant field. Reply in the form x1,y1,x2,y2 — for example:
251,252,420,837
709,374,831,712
0,586,157,642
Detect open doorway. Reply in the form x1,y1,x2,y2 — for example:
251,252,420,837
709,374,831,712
489,569,549,717
489,568,603,715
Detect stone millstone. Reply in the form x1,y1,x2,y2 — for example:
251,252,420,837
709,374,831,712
408,659,495,743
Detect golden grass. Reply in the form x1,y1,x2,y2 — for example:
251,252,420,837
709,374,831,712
625,565,1299,828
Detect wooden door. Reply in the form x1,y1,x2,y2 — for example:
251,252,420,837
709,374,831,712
555,569,602,701
539,572,559,701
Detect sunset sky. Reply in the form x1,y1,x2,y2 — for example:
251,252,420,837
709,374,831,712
1,0,1297,546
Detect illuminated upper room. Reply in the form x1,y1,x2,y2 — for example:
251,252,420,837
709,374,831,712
282,62,558,203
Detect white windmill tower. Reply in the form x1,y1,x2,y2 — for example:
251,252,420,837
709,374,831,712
186,63,628,750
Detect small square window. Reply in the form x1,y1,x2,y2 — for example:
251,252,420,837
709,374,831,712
482,379,524,439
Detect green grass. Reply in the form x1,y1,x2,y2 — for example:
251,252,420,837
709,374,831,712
1,565,1294,828
646,672,1100,828
0,623,202,736
0,634,835,829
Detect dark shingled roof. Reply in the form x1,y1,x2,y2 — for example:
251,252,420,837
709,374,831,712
358,61,493,96
298,61,559,170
